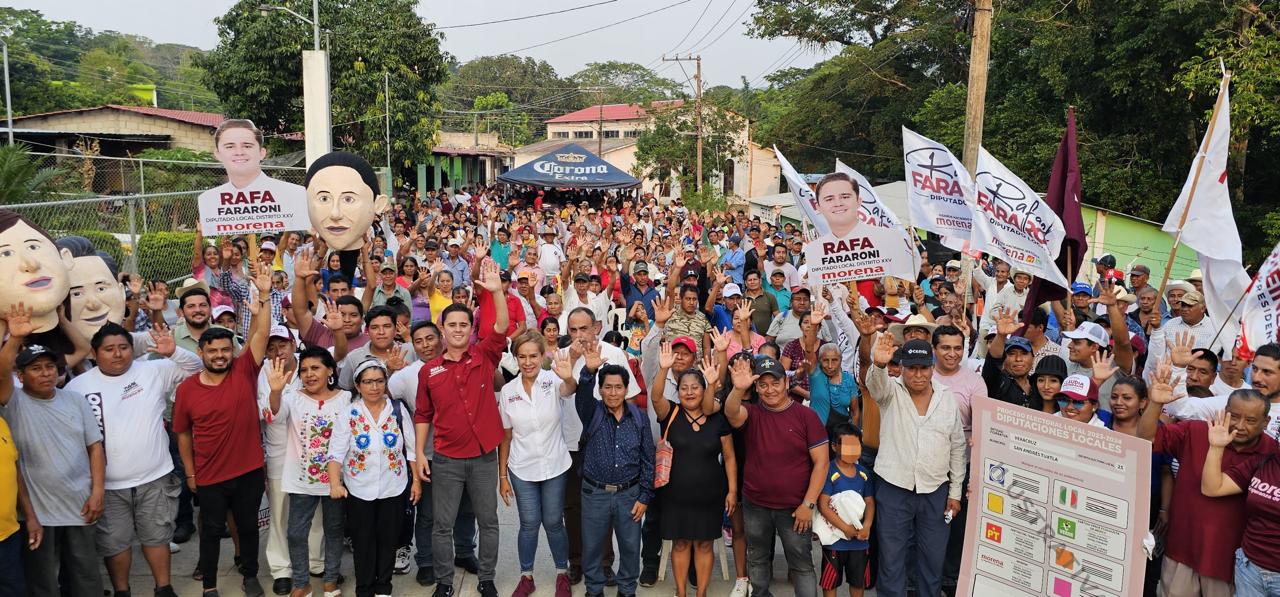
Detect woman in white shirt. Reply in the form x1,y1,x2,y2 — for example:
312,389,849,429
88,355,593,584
497,332,578,596
327,358,420,597
266,347,350,597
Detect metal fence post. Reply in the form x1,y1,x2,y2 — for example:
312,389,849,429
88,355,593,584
126,195,139,274
138,159,148,234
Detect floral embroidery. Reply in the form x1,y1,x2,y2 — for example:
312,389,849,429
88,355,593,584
382,431,398,449
355,434,371,450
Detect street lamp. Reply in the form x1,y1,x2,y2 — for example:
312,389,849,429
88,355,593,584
1,39,12,145
259,1,329,164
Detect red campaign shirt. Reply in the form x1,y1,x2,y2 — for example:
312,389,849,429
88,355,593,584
736,401,828,510
857,280,882,308
1155,420,1278,581
414,330,505,459
475,291,524,339
1226,454,1280,574
172,350,266,485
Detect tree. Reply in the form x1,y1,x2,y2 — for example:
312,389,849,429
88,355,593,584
634,101,747,198
438,55,576,133
198,0,449,175
0,144,63,204
471,92,534,148
568,61,686,106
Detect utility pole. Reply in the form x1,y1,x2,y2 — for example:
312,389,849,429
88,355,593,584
384,70,391,174
960,0,993,173
662,54,703,193
597,98,604,155
1,39,11,145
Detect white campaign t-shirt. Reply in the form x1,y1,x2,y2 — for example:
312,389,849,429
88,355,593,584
270,387,352,496
387,360,436,460
66,348,203,490
498,370,572,482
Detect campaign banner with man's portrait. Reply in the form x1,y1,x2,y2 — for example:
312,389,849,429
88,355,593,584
903,127,975,250
970,147,1070,289
834,158,904,229
797,171,919,285
198,119,311,236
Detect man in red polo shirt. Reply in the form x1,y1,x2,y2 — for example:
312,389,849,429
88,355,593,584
1141,357,1279,597
414,259,507,597
174,264,272,597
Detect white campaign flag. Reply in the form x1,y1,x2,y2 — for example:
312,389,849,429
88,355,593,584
902,127,975,251
774,145,829,236
1161,74,1249,354
970,147,1069,289
1239,243,1276,354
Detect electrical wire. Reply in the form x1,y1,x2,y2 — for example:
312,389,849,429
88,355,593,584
689,0,753,54
500,0,692,55
678,0,738,53
436,0,618,29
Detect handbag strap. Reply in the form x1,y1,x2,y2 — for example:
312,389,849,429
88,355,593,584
661,405,680,442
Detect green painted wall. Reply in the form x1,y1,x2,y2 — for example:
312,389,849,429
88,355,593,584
1080,205,1200,286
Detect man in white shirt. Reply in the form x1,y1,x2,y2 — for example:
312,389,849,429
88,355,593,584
866,335,966,597
1144,290,1218,382
65,322,202,597
562,273,612,338
558,307,640,582
538,232,566,286
386,322,476,585
762,245,802,291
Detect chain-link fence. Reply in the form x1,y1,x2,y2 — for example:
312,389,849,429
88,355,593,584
18,151,305,284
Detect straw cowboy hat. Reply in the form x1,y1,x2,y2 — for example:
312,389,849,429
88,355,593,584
888,313,938,344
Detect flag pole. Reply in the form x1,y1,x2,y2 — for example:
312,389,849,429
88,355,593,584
1209,278,1253,350
1159,72,1232,295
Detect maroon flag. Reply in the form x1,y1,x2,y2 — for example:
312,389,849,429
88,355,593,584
1022,107,1087,321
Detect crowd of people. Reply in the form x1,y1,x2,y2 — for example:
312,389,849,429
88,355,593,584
3,164,1280,597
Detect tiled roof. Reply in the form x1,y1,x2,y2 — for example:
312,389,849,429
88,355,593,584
13,104,225,128
545,99,684,123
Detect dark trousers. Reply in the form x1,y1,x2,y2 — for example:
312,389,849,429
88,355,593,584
942,475,968,594
640,491,662,570
197,467,265,589
169,430,194,529
347,495,403,597
22,525,102,597
875,481,949,597
0,531,25,597
566,449,614,569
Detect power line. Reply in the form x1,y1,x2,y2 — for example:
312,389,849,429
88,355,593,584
647,0,717,67
679,0,738,53
689,1,753,54
437,0,618,29
501,0,692,55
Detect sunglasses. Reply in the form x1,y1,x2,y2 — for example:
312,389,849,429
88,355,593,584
1056,397,1097,410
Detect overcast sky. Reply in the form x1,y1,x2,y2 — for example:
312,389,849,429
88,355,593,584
8,0,832,88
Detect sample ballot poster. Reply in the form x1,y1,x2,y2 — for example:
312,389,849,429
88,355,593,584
957,397,1152,597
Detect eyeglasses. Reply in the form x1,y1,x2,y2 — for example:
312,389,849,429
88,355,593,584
1056,398,1096,410
358,378,386,386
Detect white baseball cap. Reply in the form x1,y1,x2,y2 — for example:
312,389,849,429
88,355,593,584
723,283,742,298
1062,321,1110,346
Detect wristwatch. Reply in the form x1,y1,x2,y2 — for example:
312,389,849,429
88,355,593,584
805,501,816,510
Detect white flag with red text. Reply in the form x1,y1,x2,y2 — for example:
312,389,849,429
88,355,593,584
774,145,829,236
970,147,1069,289
902,127,975,251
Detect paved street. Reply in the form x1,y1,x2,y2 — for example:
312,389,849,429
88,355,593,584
127,502,845,596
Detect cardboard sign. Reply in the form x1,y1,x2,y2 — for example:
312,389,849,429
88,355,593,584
803,224,918,285
957,397,1151,597
198,173,310,236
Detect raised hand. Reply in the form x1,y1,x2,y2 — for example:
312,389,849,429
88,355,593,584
321,298,343,331
552,351,574,381
911,282,926,307
1169,331,1195,368
994,307,1023,337
657,342,676,370
147,326,177,358
872,331,895,367
729,357,758,391
809,301,828,327
294,248,317,279
266,357,293,393
852,309,876,336
1091,279,1117,307
709,326,731,353
1090,352,1118,382
144,281,167,313
476,259,502,293
386,349,407,373
653,294,673,327
5,303,34,339
1207,410,1233,448
583,338,603,371
127,275,143,298
253,261,272,296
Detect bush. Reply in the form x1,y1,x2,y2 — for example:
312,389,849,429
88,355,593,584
70,230,124,267
136,231,195,283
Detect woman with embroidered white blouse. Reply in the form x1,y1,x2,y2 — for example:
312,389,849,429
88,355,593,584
266,347,351,597
497,332,578,597
326,358,420,597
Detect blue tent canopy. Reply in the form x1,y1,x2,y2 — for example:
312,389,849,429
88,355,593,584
498,143,640,190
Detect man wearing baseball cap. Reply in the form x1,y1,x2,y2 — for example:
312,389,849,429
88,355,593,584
722,355,828,596
865,334,965,597
1144,289,1218,383
705,279,744,333
0,328,106,597
1057,280,1135,410
982,309,1040,410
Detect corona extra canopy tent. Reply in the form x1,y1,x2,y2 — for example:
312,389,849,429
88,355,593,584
498,143,641,189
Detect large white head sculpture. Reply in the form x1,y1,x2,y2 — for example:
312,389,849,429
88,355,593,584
55,235,126,341
0,210,74,333
304,151,389,251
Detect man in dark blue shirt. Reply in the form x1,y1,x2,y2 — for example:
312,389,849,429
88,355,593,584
619,261,660,320
575,342,655,597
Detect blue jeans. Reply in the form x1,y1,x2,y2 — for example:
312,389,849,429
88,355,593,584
413,461,476,569
510,470,570,573
287,494,345,588
0,531,26,597
743,499,817,597
1236,547,1280,596
875,481,949,597
581,481,642,595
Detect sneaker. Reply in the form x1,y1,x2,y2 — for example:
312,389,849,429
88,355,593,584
416,567,437,586
554,573,571,597
638,566,658,587
729,577,751,597
394,546,412,575
432,585,454,597
168,542,181,554
477,580,498,597
568,564,583,585
242,576,265,597
154,587,177,597
723,526,733,547
271,577,291,595
603,566,616,586
173,523,196,544
511,575,535,597
455,556,480,575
